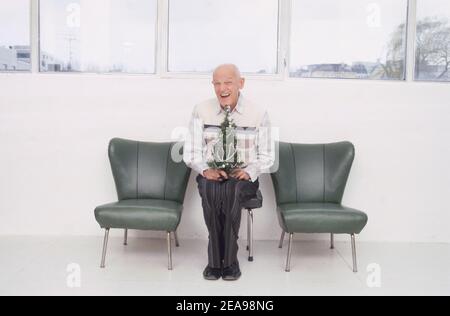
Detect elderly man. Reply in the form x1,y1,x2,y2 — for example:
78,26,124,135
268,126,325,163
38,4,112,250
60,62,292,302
183,64,274,281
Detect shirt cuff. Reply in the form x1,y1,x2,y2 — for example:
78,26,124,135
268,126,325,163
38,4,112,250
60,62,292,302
243,165,259,182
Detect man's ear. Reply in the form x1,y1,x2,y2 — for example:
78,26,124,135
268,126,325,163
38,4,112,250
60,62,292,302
239,77,245,89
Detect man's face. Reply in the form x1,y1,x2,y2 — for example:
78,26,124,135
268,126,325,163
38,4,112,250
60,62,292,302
212,66,245,108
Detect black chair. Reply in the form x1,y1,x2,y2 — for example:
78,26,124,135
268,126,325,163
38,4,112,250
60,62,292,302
242,190,263,261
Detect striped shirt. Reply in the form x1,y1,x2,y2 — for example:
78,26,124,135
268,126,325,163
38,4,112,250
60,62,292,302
183,94,275,182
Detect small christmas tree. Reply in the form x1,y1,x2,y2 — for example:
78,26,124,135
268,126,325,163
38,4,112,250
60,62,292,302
207,105,244,173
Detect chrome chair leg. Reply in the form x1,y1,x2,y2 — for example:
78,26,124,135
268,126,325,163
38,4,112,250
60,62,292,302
167,232,173,270
124,228,128,246
330,233,334,249
285,233,293,272
246,210,250,251
100,228,110,268
173,231,180,247
278,231,285,248
351,234,358,273
248,209,254,262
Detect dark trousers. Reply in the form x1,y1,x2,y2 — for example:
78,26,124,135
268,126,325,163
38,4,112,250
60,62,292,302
196,174,259,268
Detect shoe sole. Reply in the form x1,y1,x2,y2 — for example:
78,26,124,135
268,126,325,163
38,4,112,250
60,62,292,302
222,274,241,281
203,275,221,281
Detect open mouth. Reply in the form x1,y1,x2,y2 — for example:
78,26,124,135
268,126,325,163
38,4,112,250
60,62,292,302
220,93,231,99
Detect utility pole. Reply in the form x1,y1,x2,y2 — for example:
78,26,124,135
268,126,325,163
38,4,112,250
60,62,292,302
63,34,77,71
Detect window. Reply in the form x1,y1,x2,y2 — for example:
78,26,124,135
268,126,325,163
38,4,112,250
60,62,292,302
415,0,450,82
289,0,408,80
0,0,31,72
39,0,158,73
168,0,279,74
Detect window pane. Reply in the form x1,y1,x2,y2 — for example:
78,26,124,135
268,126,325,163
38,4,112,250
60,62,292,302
0,0,31,72
290,0,408,80
415,0,450,82
168,0,279,74
39,0,157,73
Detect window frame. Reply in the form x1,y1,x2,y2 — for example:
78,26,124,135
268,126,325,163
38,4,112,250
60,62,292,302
0,0,33,73
37,0,160,75
0,0,446,84
161,0,286,80
412,0,450,83
287,0,412,82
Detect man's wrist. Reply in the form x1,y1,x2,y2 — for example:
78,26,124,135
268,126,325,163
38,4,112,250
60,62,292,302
202,168,210,177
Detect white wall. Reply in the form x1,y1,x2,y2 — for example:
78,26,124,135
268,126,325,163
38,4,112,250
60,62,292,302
1,73,449,243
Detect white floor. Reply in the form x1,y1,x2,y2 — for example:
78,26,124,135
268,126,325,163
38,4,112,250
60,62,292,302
0,236,449,296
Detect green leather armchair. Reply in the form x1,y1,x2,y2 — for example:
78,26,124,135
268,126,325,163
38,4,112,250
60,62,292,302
271,141,368,272
94,138,191,270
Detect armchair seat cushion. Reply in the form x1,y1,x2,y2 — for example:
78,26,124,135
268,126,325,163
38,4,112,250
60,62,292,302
278,203,368,234
95,199,183,231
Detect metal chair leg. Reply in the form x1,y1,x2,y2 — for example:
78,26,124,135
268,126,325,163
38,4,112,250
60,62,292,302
351,234,358,273
173,231,180,247
248,209,254,262
167,232,173,270
100,228,110,268
246,210,250,251
278,231,285,248
285,233,293,272
330,233,334,249
124,229,128,246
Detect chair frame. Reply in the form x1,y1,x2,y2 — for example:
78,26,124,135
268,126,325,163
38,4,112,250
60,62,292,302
100,229,180,270
279,232,358,273
246,208,254,261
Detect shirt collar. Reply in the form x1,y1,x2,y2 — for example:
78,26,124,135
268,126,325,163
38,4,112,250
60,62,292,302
216,93,245,115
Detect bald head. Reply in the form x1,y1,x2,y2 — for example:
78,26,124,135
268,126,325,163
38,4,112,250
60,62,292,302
212,64,245,109
213,64,242,80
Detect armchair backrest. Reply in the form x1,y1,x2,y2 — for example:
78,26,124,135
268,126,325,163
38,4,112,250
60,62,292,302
271,141,354,205
108,138,191,203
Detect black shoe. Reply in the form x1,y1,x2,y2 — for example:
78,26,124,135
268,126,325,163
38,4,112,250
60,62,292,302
203,265,222,280
222,262,241,281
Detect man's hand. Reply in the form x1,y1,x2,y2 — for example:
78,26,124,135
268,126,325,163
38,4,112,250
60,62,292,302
230,168,251,181
203,168,229,181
